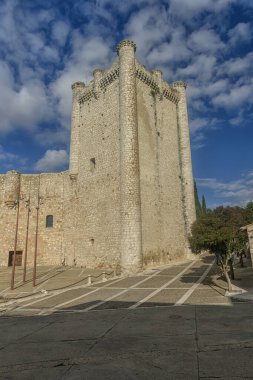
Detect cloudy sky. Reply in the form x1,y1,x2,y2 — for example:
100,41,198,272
0,0,252,208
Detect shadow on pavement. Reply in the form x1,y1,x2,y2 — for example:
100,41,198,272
0,301,253,379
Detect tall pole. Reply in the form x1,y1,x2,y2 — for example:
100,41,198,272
10,198,20,290
23,188,31,284
33,177,40,287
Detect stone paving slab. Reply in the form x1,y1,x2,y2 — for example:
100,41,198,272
198,331,253,351
1,366,69,380
19,287,94,309
196,303,253,334
138,288,187,306
99,276,147,288
0,339,95,367
60,288,123,310
107,306,196,338
136,274,176,288
0,302,253,379
186,296,231,305
166,277,203,288
62,350,198,380
199,347,253,378
157,267,190,275
21,310,126,343
95,289,153,310
0,266,115,298
62,352,198,380
1,256,253,379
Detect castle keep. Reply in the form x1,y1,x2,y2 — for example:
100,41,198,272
0,40,196,273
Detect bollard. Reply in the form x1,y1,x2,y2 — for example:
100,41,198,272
102,272,107,282
88,275,92,285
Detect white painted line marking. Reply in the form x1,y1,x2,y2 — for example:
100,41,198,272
0,268,34,295
81,265,185,312
17,277,122,311
13,276,119,311
78,268,85,277
35,267,62,290
37,276,132,315
175,259,215,306
129,261,196,309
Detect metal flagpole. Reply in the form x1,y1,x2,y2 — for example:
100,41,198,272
33,176,40,287
23,184,31,284
10,197,20,290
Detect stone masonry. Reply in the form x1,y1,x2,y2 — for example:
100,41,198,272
0,40,196,273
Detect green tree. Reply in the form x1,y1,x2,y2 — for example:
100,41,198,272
202,195,207,213
194,180,202,219
246,201,253,211
245,201,253,224
189,207,249,291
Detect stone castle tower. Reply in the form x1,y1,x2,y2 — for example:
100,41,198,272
0,40,196,273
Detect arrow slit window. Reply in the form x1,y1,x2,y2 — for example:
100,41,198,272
46,215,53,228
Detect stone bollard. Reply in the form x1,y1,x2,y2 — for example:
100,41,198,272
87,275,92,285
102,272,107,282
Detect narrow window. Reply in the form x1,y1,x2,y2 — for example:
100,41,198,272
46,215,53,228
90,158,96,172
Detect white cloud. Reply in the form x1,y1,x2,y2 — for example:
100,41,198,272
0,60,53,133
169,0,231,22
52,20,70,46
191,133,206,150
213,82,253,108
51,34,113,129
190,117,208,133
147,28,191,67
220,52,253,76
188,29,225,54
0,145,27,171
197,173,253,205
177,54,217,81
125,6,171,59
228,22,252,46
34,150,69,172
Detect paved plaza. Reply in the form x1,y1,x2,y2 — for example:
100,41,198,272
0,254,253,379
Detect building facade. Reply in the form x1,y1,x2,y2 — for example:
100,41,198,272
0,40,196,273
241,223,253,266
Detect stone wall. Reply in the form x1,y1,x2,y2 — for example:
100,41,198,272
64,63,122,269
136,64,187,266
246,224,253,266
0,171,66,267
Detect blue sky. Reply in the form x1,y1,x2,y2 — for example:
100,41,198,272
0,0,252,208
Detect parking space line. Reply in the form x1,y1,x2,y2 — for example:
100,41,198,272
17,277,123,312
0,266,60,296
78,268,85,277
81,264,191,312
38,275,137,314
175,259,215,306
48,268,167,314
0,268,34,295
5,258,221,316
129,261,196,309
35,267,65,290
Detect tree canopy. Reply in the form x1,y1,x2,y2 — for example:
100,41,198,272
189,203,253,290
190,204,252,255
